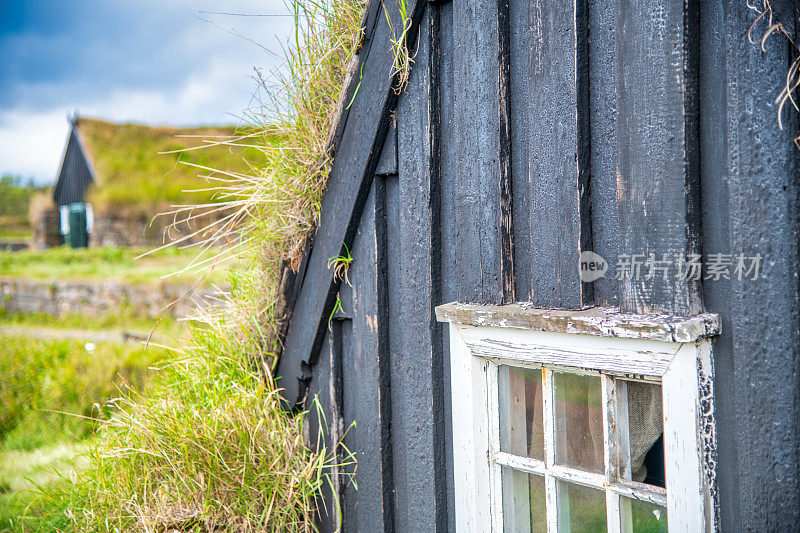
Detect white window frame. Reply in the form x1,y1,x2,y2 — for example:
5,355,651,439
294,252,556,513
437,302,720,533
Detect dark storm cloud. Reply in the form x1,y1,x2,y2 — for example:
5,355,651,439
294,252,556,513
0,0,292,182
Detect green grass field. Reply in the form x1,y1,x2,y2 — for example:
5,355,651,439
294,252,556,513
0,332,169,531
0,308,187,339
0,246,228,285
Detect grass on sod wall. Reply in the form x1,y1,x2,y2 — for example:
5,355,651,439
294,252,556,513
25,303,345,531
0,246,227,285
75,118,269,218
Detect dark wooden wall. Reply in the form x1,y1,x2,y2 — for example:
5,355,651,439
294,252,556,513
53,128,93,206
278,0,800,530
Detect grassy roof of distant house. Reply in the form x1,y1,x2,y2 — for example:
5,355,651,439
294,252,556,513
75,117,266,216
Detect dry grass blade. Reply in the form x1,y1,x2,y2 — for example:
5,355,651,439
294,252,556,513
747,0,800,148
24,1,367,531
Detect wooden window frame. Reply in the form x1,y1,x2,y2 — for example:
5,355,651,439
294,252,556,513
436,303,720,532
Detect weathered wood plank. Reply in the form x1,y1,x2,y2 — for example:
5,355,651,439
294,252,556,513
453,324,679,377
700,1,800,528
304,328,337,531
444,0,502,305
372,175,394,532
375,120,397,176
435,1,456,527
435,302,720,343
339,183,391,532
498,0,515,304
277,0,428,408
614,0,702,315
587,0,618,307
509,0,590,308
390,5,447,529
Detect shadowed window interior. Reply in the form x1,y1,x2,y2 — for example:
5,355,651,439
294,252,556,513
497,364,667,532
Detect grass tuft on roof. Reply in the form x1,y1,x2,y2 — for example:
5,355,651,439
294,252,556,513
75,118,267,217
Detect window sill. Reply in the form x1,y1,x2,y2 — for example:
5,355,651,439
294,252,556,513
435,302,720,343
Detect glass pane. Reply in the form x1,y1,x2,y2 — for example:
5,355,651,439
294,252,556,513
499,365,544,460
620,497,667,533
553,372,604,473
625,381,664,486
557,481,607,532
501,467,546,532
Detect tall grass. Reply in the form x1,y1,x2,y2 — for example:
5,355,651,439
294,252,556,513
161,0,366,281
30,310,339,532
0,335,163,453
22,1,368,530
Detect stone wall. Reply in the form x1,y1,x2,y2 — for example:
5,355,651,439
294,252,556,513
31,208,233,249
31,207,61,250
0,277,221,319
92,212,232,248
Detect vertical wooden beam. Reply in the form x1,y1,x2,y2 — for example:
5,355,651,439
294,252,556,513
700,1,800,528
339,183,391,532
374,175,394,532
448,0,502,305
330,319,346,532
391,4,448,530
614,0,702,315
498,0,516,304
427,4,448,530
587,0,619,307
509,0,592,309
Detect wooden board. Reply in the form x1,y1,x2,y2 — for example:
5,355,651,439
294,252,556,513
443,0,502,305
587,0,619,307
339,183,392,531
509,0,591,308
700,1,800,529
614,0,702,315
389,7,447,530
277,0,428,409
435,302,720,343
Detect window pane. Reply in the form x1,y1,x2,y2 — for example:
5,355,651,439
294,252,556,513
625,381,664,486
556,481,607,532
501,467,546,532
620,497,667,533
553,372,604,473
499,365,544,460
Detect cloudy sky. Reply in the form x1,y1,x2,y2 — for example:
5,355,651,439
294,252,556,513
0,1,294,184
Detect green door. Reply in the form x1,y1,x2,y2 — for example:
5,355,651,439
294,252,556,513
67,203,88,248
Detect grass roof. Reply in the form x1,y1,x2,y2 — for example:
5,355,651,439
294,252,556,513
75,117,265,216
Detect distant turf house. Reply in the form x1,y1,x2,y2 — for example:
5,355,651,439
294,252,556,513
34,116,256,249
275,0,800,532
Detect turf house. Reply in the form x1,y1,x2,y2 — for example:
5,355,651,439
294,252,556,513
40,116,256,248
271,0,800,531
